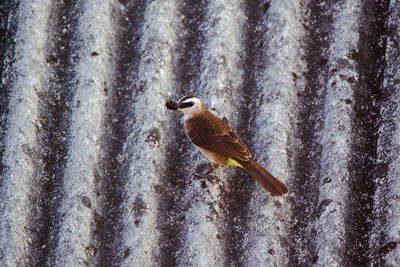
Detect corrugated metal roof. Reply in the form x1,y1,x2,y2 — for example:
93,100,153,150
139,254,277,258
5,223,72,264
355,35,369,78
0,0,399,266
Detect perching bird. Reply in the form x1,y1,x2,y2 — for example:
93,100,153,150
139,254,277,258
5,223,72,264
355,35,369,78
166,95,288,196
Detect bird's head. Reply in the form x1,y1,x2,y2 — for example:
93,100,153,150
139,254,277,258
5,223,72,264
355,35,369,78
166,95,203,119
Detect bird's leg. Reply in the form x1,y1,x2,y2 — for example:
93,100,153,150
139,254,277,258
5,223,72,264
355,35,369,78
205,163,219,176
212,163,219,170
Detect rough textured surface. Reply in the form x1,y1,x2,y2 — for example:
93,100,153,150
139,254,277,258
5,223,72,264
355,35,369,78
0,0,398,266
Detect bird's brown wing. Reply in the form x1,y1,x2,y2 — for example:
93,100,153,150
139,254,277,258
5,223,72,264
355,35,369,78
211,129,251,162
185,110,251,162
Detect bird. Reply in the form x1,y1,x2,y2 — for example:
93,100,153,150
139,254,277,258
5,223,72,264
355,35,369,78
166,95,288,196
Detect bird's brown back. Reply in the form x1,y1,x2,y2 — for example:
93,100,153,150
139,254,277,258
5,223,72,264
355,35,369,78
185,108,251,162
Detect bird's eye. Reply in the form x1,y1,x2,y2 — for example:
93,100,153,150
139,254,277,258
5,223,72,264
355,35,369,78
181,101,194,108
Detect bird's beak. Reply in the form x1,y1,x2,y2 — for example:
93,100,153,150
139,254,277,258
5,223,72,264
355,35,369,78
166,100,180,110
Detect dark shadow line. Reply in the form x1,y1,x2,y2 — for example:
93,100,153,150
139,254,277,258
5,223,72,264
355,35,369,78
94,1,147,266
157,0,208,266
344,0,389,265
0,1,20,179
288,1,334,265
221,1,266,266
34,1,79,265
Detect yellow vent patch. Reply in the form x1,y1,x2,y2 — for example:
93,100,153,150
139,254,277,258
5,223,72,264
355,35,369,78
227,158,243,168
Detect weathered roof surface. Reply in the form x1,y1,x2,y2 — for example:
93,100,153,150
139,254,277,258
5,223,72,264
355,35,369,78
0,0,399,266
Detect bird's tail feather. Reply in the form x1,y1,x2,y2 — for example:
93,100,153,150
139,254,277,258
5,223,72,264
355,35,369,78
241,159,288,196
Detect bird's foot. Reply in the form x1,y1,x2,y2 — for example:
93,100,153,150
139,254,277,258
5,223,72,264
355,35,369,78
204,163,219,176
212,163,220,170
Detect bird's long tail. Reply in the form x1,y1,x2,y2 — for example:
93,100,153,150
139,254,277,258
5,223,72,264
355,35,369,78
241,159,288,196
